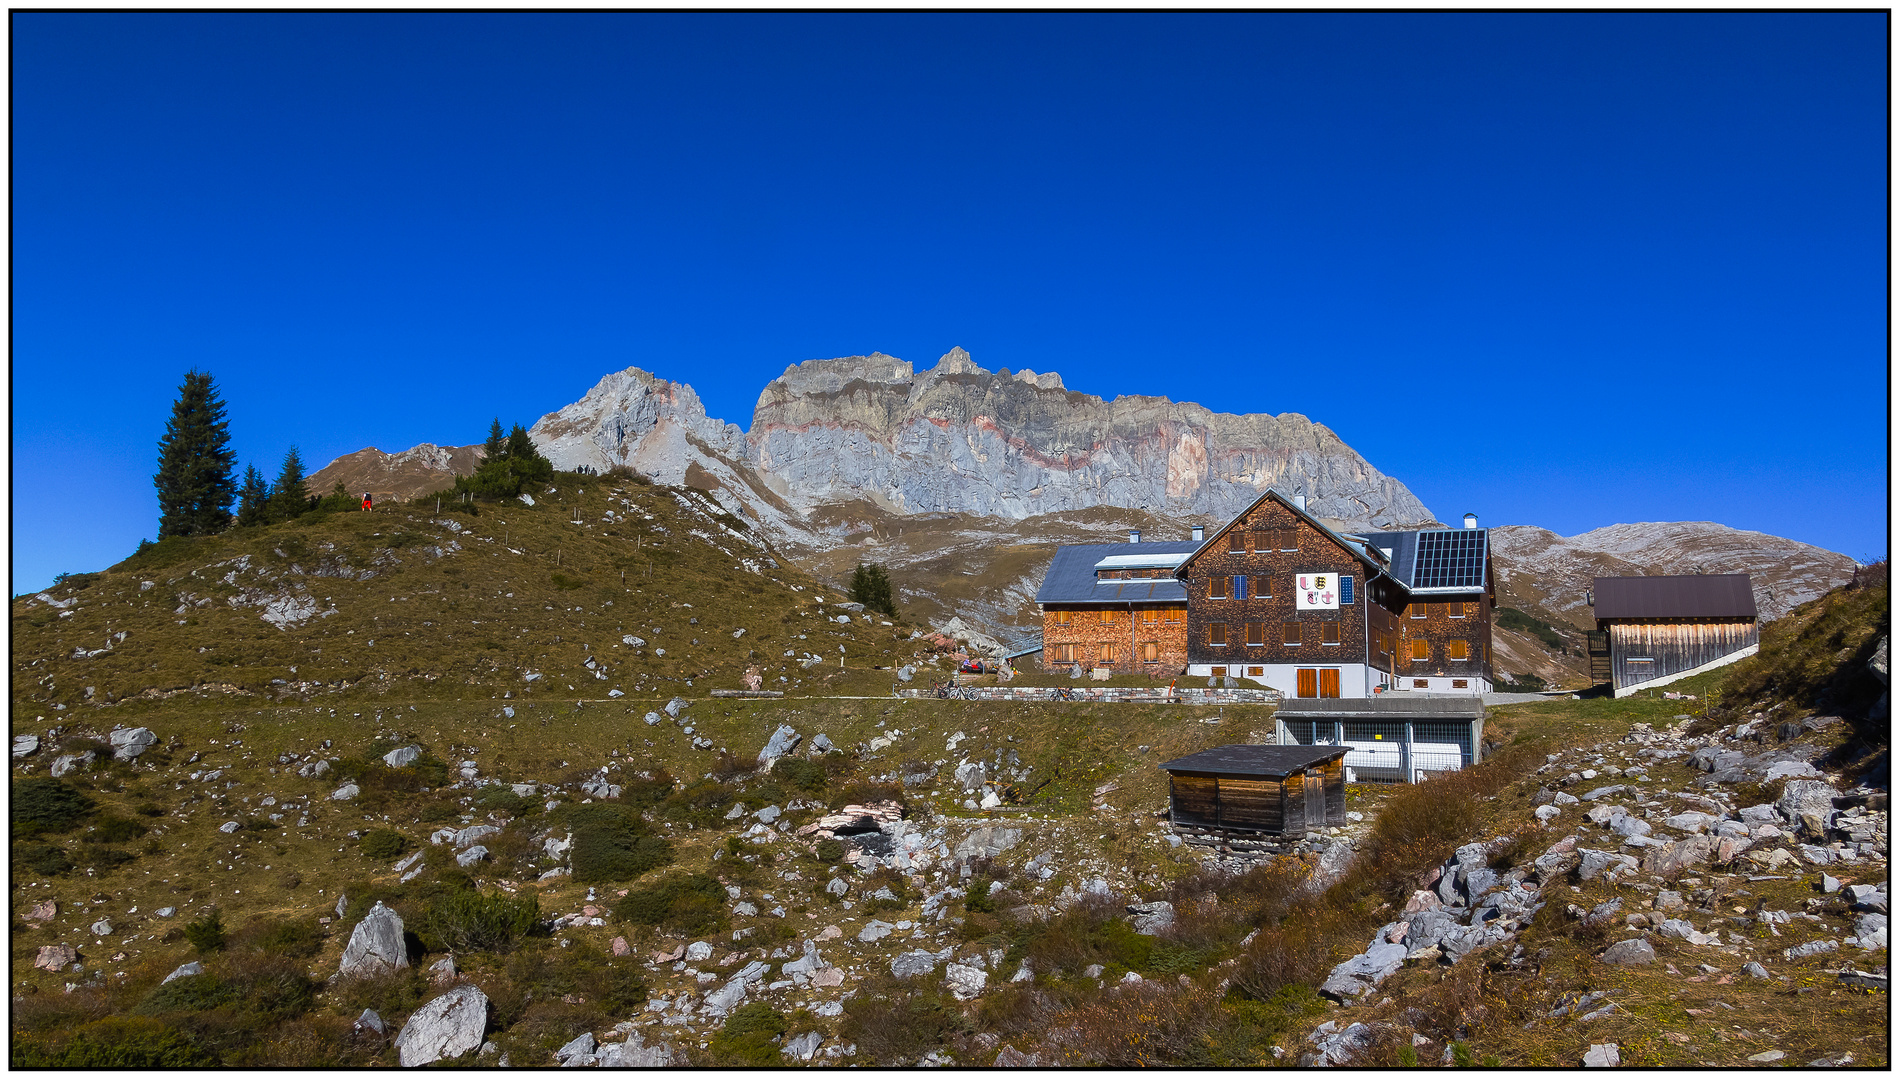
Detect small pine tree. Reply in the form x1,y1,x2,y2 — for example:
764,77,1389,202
505,423,538,461
268,446,309,523
153,370,237,538
849,563,896,617
459,421,554,498
482,417,507,461
234,464,270,527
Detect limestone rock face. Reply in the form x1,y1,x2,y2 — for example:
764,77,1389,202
339,901,409,977
748,348,1434,529
394,984,489,1067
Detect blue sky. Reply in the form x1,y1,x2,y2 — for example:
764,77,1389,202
14,13,1889,593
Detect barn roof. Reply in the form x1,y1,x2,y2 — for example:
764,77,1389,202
1592,574,1758,621
1035,541,1199,605
1158,743,1347,779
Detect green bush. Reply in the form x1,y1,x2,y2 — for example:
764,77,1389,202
964,878,997,914
814,838,845,864
475,784,537,818
13,1016,218,1068
244,917,325,959
657,779,739,827
184,910,227,954
709,1003,787,1066
135,973,238,1015
559,802,673,884
769,757,827,793
419,887,539,953
15,842,74,875
93,814,150,843
78,844,137,870
12,777,96,833
359,829,408,859
619,873,729,936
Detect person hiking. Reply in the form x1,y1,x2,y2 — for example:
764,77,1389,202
362,492,373,512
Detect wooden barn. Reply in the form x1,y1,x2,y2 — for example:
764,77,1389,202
1158,744,1348,836
1589,574,1759,698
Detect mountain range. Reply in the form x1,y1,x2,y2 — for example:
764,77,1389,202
310,347,1859,680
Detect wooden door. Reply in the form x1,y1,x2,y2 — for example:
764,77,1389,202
1297,668,1318,697
1303,770,1325,826
1319,669,1341,698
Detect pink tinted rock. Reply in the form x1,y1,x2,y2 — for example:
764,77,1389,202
611,937,631,957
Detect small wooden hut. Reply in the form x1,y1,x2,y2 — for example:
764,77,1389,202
1590,574,1759,697
1158,744,1348,836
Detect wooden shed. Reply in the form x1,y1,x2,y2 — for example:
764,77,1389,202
1158,744,1348,836
1590,574,1759,698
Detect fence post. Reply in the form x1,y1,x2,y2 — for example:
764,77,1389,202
1403,721,1415,783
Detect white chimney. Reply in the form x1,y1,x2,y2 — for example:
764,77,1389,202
1293,494,1306,512
1463,512,1478,529
1191,525,1204,543
1128,529,1140,544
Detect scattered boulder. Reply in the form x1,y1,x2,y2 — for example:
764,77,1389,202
760,724,802,765
354,1008,387,1036
12,734,39,758
339,901,409,977
34,944,77,972
394,984,490,1067
891,950,940,978
1128,901,1175,935
453,824,500,849
783,1031,824,1062
331,781,361,801
108,727,158,760
1599,938,1657,965
382,745,421,768
954,826,1023,860
1583,1043,1621,1068
22,900,56,926
945,962,988,1000
555,1032,596,1064
50,752,93,778
162,960,204,984
664,697,688,718
1778,779,1839,839
90,918,114,936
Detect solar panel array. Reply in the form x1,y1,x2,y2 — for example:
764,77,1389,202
1411,530,1487,589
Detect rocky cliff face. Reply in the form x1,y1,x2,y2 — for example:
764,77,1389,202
748,348,1436,530
1491,521,1859,628
306,444,487,502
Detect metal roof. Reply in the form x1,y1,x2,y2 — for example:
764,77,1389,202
1592,574,1758,621
1358,529,1488,593
1159,743,1348,779
1036,541,1199,605
1358,530,1419,585
1000,633,1044,659
1276,696,1486,720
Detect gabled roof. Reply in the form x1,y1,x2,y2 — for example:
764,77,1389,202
1592,574,1757,620
1159,743,1347,779
1036,541,1199,605
1178,489,1388,577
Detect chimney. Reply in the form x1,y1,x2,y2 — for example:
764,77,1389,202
1191,525,1204,543
1463,512,1478,529
1128,529,1140,544
1293,494,1306,512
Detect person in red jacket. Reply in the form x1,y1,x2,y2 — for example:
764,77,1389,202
362,492,373,512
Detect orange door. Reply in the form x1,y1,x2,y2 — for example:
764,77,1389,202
1319,669,1341,698
1297,668,1317,697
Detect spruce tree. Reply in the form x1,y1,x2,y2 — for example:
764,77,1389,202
153,370,237,537
506,423,537,461
235,464,270,527
268,446,309,522
482,418,507,461
849,563,896,617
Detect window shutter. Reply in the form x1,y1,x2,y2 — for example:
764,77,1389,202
1233,575,1247,600
1340,575,1354,605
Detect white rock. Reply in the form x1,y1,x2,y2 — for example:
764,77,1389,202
394,984,489,1067
109,727,158,760
162,960,204,984
339,901,409,977
331,781,362,801
383,745,421,768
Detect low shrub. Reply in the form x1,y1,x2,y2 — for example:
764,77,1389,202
79,844,138,870
964,878,997,914
16,842,74,876
358,829,408,860
93,814,150,844
474,784,537,818
135,973,239,1015
561,802,673,884
657,779,739,827
184,910,227,954
12,777,96,834
708,1002,787,1066
839,975,966,1065
710,751,758,782
814,838,845,864
619,873,729,936
13,1015,218,1068
235,916,324,959
769,757,827,793
418,887,538,954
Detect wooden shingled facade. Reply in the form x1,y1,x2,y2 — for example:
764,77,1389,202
1159,745,1347,836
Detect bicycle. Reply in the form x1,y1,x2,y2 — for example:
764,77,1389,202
1047,686,1074,702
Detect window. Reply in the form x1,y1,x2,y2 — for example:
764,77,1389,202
1452,679,1468,689
1049,643,1074,663
1165,606,1186,623
1141,642,1160,663
1233,575,1248,600
1413,678,1429,688
1211,666,1228,677
1228,531,1246,553
1411,640,1431,661
1448,640,1469,660
1208,622,1229,647
1340,575,1354,605
1283,622,1303,645
1253,529,1272,552
1410,605,1427,620
1257,575,1272,598
1098,643,1117,662
1449,601,1465,619
1141,608,1160,625
1052,611,1072,625
1208,577,1229,599
1321,621,1341,645
1245,621,1264,646
1098,609,1116,625
1247,666,1264,677
1279,528,1298,552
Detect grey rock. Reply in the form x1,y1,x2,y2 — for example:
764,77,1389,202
298,758,332,778
339,901,409,977
394,984,489,1067
1747,1050,1787,1063
12,734,39,758
1599,938,1657,965
162,960,204,984
555,1032,596,1062
644,711,662,726
664,697,688,718
701,979,749,1018
783,1031,824,1062
1852,912,1887,949
760,724,802,765
1743,962,1770,978
1583,1043,1620,1068
597,1034,676,1067
954,760,988,792
155,907,176,918
1128,900,1175,935
453,824,501,849
90,918,113,936
1846,884,1888,912
685,940,713,962
455,845,488,868
954,825,1023,859
330,781,361,801
383,745,421,768
945,962,987,999
812,733,836,752
354,1008,386,1035
1778,779,1839,838
50,752,92,777
219,820,241,834
1577,848,1637,881
1738,803,1782,826
109,727,158,760
858,920,895,943
1582,784,1628,801
891,950,940,978
1781,939,1839,960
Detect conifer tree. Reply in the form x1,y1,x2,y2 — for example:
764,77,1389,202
506,423,537,461
482,418,507,461
849,563,897,617
235,464,271,527
153,370,238,537
268,446,309,522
